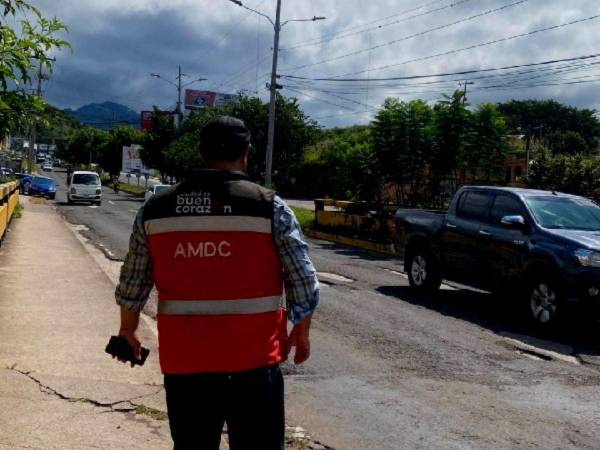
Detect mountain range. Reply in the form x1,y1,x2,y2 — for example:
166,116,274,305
64,102,140,131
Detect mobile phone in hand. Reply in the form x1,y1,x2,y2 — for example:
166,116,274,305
105,336,150,366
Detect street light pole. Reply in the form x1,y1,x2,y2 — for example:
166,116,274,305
226,0,325,188
151,68,207,128
265,0,282,189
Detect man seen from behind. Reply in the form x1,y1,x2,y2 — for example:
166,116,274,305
114,115,320,450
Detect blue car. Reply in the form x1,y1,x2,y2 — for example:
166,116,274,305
29,176,57,199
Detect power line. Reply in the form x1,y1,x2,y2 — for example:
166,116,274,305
285,59,600,94
327,13,600,79
282,0,527,73
280,52,600,83
284,85,364,112
284,0,448,49
283,0,474,51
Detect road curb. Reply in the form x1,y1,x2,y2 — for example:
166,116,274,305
304,230,396,255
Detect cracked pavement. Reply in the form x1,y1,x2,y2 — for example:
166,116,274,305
0,197,173,449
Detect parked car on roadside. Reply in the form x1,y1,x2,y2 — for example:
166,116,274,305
67,171,102,205
395,186,600,326
0,167,14,177
15,173,32,194
29,176,57,199
144,184,170,202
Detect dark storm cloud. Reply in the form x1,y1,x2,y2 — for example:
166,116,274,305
32,0,600,127
40,3,272,112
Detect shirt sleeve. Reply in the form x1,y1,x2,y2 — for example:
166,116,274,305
272,196,320,324
115,207,154,312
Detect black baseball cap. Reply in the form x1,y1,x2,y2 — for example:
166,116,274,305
200,116,252,162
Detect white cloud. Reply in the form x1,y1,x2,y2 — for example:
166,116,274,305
31,0,600,127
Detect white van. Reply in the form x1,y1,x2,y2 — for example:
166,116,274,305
68,171,102,205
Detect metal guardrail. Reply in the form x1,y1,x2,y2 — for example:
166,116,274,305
0,181,20,244
313,198,398,243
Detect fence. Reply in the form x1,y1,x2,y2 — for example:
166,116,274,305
0,181,20,244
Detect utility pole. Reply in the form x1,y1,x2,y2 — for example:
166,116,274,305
265,0,282,189
459,80,474,104
151,67,206,128
28,59,54,174
176,65,183,127
226,0,325,188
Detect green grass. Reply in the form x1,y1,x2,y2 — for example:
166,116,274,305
135,404,168,421
13,202,23,219
291,207,314,231
106,181,147,197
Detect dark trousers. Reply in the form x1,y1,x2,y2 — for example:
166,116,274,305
164,365,285,450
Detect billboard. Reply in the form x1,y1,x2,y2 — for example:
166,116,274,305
184,90,238,110
140,110,174,131
122,144,149,173
185,90,216,110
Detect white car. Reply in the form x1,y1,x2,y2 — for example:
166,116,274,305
68,171,102,205
145,184,170,202
42,161,53,171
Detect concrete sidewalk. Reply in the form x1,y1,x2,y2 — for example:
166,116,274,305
0,197,172,449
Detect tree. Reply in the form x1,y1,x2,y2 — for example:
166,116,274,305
497,99,600,155
139,109,177,179
462,103,509,184
140,94,319,193
0,91,43,138
0,1,69,91
0,1,69,139
98,126,144,175
527,151,600,201
371,98,436,205
55,127,107,166
429,91,469,204
545,130,588,155
298,126,380,200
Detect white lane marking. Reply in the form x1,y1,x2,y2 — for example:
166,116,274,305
88,205,99,209
129,209,138,213
109,201,115,205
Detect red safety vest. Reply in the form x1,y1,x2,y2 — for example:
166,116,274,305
144,174,286,374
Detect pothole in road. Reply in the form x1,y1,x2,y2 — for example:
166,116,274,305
317,272,354,285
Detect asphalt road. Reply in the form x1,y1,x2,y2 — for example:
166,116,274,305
42,167,600,449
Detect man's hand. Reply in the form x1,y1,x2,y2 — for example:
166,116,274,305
117,329,142,367
284,314,312,365
116,306,142,367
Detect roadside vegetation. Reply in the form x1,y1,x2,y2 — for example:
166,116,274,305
2,1,598,208
53,94,600,209
291,207,314,232
13,202,23,219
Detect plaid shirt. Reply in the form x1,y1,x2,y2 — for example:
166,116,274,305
115,196,319,324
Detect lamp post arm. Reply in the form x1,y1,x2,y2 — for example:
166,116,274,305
281,16,326,27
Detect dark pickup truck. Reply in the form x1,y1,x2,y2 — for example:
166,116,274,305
395,187,600,325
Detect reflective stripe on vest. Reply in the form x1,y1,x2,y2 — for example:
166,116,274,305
145,216,271,236
158,295,284,315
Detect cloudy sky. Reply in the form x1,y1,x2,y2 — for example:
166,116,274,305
32,0,600,127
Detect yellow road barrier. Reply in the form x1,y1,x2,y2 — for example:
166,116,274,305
0,181,20,244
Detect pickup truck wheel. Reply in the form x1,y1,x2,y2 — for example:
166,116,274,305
527,279,562,326
407,251,441,292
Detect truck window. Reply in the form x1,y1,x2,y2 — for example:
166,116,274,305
457,191,490,221
490,195,524,224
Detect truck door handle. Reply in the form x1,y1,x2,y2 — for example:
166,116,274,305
446,222,457,229
479,230,491,236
